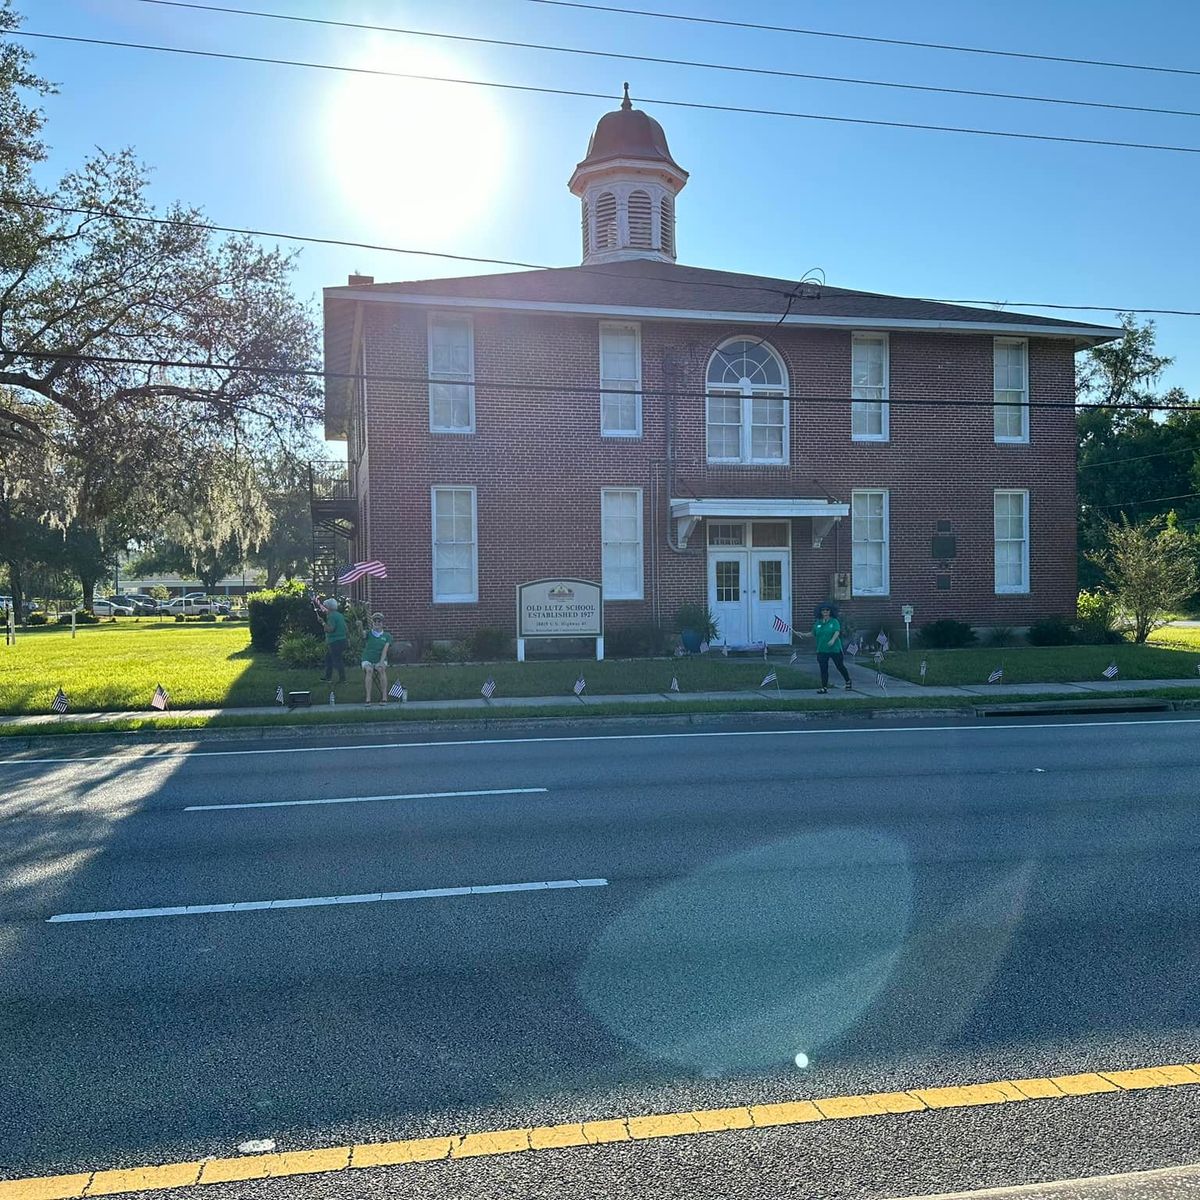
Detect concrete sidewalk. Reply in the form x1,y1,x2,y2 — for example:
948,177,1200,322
1,657,1198,731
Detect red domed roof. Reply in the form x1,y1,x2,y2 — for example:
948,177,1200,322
574,85,685,175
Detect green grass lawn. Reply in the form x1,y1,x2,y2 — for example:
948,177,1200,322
0,622,819,715
882,635,1200,686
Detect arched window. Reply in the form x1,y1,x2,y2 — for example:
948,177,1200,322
659,195,674,256
705,339,788,464
581,199,591,258
594,191,618,250
628,190,652,248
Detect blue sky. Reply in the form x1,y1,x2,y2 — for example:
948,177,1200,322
21,0,1200,395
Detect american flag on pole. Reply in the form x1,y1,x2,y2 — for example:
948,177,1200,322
669,676,680,692
844,641,859,657
275,684,285,705
789,650,799,666
573,676,587,696
760,669,778,688
1102,662,1119,680
876,630,890,650
876,670,886,689
150,683,169,711
389,680,407,700
700,641,710,654
51,688,69,714
988,666,1004,684
481,678,496,699
329,690,336,706
873,649,884,665
337,560,387,586
919,659,928,680
772,615,792,636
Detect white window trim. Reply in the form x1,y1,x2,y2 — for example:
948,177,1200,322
601,487,644,600
994,488,1030,595
428,312,476,435
705,339,790,466
850,488,890,597
431,486,478,604
851,332,890,443
993,337,1029,445
599,320,642,438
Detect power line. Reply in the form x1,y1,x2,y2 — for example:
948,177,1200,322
1080,441,1200,471
6,197,1195,320
124,0,1200,123
13,30,1200,157
522,0,1200,80
7,346,1200,413
1095,489,1200,509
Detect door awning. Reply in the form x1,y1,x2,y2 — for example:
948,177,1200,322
669,497,848,549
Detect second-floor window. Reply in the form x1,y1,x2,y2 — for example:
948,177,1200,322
600,322,641,437
706,338,788,464
429,313,475,433
994,337,1028,443
851,333,889,441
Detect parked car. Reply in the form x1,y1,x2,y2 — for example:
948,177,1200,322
162,592,221,616
94,598,134,616
111,593,160,616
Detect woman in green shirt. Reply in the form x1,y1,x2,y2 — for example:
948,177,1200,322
813,603,853,694
361,611,394,704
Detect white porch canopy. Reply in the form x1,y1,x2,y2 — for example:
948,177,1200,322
669,497,849,549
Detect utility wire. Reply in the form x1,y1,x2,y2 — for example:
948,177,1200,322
7,346,1200,413
522,0,1200,80
1094,489,1200,509
12,30,1200,157
1079,441,1200,470
5,197,1193,319
124,0,1200,122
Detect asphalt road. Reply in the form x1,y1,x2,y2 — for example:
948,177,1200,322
2,712,1200,1199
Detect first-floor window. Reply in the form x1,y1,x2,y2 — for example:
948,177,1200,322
851,489,889,595
994,489,1029,593
601,488,643,599
432,486,477,602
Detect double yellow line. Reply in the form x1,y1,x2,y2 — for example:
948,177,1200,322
4,1062,1198,1199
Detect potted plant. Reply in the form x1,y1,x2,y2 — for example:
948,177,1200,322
675,602,719,653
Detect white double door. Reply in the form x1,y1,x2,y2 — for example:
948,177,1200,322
708,549,792,646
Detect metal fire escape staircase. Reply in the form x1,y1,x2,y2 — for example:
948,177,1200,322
309,462,357,595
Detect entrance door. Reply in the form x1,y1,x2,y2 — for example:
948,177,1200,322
708,553,748,646
751,550,791,644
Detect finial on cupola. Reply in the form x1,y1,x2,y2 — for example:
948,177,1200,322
621,82,632,111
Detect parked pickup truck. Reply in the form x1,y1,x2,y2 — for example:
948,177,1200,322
162,593,229,616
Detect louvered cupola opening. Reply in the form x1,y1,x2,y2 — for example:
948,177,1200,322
581,199,590,258
659,194,674,256
594,191,618,251
628,190,652,248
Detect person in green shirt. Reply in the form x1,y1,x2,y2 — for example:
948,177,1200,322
813,603,852,694
360,611,394,704
320,597,348,684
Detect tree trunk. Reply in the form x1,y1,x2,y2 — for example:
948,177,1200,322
4,560,24,624
78,568,98,613
264,561,281,588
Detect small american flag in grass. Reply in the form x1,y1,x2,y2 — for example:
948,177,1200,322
988,667,1004,684
760,670,777,688
481,678,496,699
789,650,799,666
1102,662,1119,680
150,684,169,711
919,659,928,679
573,676,586,696
329,690,336,706
51,688,69,714
669,676,679,692
275,684,285,705
389,681,407,700
337,560,387,585
844,641,859,657
876,671,886,689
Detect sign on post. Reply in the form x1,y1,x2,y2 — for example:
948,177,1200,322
901,604,914,651
516,579,603,662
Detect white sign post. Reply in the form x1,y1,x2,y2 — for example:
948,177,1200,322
901,604,914,651
5,605,14,646
516,578,604,662
71,609,77,640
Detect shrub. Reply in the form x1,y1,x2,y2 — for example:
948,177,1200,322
607,622,672,658
247,581,322,652
1076,588,1120,644
984,626,1016,647
26,613,48,626
675,603,719,641
918,619,977,649
1027,615,1075,646
197,612,217,623
174,613,186,623
422,640,465,663
56,610,100,625
277,631,325,668
465,625,511,660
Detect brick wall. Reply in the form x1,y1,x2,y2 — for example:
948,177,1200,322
355,304,1078,644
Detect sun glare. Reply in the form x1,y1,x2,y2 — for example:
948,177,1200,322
321,41,508,243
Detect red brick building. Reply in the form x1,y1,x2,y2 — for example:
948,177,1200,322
322,93,1118,651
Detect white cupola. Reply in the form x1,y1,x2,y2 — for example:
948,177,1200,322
568,84,689,266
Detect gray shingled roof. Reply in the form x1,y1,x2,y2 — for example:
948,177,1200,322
329,257,1119,334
